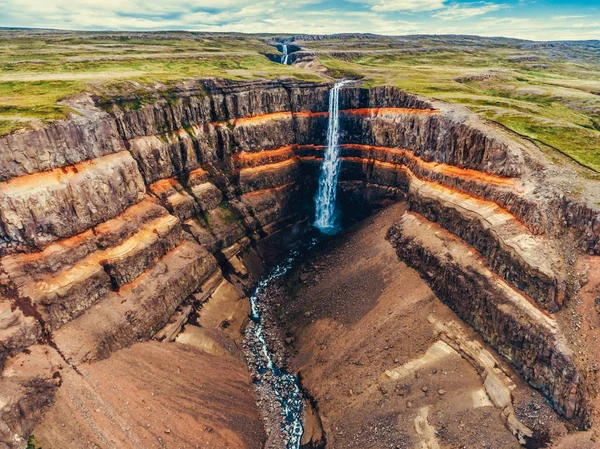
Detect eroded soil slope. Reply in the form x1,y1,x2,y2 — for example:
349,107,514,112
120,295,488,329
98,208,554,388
33,341,265,449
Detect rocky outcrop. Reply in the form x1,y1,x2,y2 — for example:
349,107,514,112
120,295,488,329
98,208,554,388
407,177,567,311
0,152,146,254
340,107,524,177
0,300,41,365
53,241,215,364
1,199,183,331
0,112,124,182
128,130,200,185
239,158,301,193
387,213,589,427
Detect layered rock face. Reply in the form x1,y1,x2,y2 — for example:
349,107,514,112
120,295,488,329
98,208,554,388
1,78,599,446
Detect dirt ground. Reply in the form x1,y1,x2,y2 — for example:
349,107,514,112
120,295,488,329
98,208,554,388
278,202,568,449
32,278,265,449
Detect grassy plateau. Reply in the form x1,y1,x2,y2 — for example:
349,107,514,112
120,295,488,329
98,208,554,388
0,29,599,172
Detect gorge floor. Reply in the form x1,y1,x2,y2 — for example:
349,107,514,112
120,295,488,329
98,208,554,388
266,203,569,449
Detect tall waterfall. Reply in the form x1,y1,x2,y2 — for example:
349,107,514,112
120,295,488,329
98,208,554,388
281,43,289,65
314,80,351,234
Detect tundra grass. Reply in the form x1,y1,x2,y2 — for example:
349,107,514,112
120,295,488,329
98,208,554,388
1,31,599,173
318,46,600,172
0,33,321,135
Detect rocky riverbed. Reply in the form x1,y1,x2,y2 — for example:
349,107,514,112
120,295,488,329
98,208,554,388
243,236,323,449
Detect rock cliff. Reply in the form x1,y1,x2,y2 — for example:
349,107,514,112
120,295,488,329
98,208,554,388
1,78,599,446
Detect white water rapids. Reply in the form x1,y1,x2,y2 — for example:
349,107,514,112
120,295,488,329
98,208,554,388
314,80,352,234
244,237,318,449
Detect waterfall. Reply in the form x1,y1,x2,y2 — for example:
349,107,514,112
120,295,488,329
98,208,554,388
281,43,289,65
314,80,352,234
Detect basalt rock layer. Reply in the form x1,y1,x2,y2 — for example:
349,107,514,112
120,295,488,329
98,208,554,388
0,78,599,446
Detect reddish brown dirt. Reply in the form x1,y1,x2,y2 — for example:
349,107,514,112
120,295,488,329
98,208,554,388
33,341,265,449
278,202,565,449
570,255,600,437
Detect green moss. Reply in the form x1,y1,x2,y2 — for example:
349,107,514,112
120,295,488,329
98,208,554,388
196,82,208,99
216,201,239,225
197,211,212,230
26,435,42,449
183,126,197,141
202,201,240,230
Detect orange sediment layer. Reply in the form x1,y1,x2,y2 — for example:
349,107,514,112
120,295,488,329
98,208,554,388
113,241,203,295
213,107,438,127
149,179,193,208
341,107,439,117
1,229,96,270
23,214,179,298
216,111,294,127
239,157,299,176
92,197,161,236
214,111,326,127
241,182,296,198
406,211,555,320
300,152,529,230
188,168,210,185
233,143,514,188
355,157,533,233
234,146,295,168
293,111,329,119
297,144,516,187
0,151,132,194
232,111,293,126
149,178,181,196
403,165,529,232
2,199,163,271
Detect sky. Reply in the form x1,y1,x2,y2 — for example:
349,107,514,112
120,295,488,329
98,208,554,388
1,0,599,41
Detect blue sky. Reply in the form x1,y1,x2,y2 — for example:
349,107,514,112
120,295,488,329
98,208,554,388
1,0,599,40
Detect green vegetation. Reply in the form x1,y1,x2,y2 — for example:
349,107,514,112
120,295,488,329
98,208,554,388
1,30,599,172
214,201,239,225
315,39,600,171
201,201,241,231
0,80,83,134
26,435,42,449
0,31,321,134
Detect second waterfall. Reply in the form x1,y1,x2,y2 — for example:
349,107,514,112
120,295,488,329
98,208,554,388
314,80,351,234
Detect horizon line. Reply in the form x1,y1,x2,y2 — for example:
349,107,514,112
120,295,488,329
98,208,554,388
1,27,600,43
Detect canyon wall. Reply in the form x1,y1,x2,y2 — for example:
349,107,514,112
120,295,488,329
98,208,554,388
1,78,599,446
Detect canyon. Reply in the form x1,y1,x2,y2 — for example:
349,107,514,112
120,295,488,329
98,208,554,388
1,77,600,448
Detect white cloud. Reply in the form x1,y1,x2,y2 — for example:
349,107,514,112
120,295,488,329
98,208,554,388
433,2,504,20
0,0,323,31
0,0,599,40
474,15,600,40
368,0,446,13
552,15,587,20
572,21,600,28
